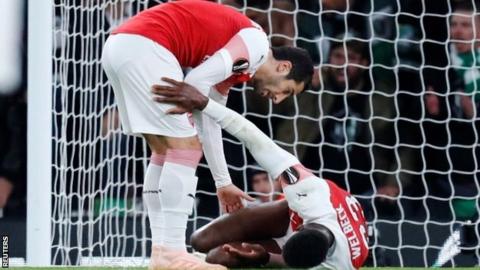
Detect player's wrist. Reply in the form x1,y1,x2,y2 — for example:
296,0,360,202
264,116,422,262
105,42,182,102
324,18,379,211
202,98,220,115
202,99,228,124
214,178,232,189
198,95,209,110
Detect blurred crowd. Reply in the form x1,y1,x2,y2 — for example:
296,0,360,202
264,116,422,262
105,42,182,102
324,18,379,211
219,0,480,226
1,0,480,237
196,0,480,228
0,0,26,217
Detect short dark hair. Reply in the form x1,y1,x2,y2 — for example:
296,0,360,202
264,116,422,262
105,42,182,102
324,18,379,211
282,227,332,268
451,2,480,26
271,46,314,90
453,1,476,12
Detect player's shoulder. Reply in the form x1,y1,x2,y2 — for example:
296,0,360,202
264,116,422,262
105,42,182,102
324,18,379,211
235,26,269,72
325,179,350,196
237,26,269,49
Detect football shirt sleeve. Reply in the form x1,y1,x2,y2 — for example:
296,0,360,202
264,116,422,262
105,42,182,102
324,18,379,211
218,27,269,77
185,26,269,94
184,27,268,188
202,98,299,179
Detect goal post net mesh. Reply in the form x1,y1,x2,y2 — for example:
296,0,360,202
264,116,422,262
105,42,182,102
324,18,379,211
51,0,480,267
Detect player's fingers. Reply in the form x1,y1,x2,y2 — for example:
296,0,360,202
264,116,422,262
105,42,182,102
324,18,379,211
241,242,252,250
151,84,176,93
229,203,238,212
152,96,180,104
161,77,182,86
222,244,237,255
152,89,183,98
244,243,263,252
151,89,177,97
222,245,245,259
166,107,187,114
220,202,227,214
222,244,232,252
223,245,243,257
151,91,179,98
242,242,256,247
241,192,255,202
227,245,254,258
234,202,242,210
230,203,240,212
152,96,169,103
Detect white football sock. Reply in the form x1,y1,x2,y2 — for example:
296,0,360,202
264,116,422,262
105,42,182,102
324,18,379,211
159,149,202,251
143,153,165,246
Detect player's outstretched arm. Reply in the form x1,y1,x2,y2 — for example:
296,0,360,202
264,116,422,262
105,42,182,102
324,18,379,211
201,99,300,179
152,78,299,179
153,78,337,224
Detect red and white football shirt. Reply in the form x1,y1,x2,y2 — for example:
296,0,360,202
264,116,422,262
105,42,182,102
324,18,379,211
113,0,253,67
112,0,268,91
284,177,369,270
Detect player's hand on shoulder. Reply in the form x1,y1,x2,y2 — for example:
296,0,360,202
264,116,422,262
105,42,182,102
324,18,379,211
223,243,270,266
151,77,209,113
216,184,255,213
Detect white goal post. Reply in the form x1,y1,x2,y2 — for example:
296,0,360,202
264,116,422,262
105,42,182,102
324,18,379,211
27,0,52,266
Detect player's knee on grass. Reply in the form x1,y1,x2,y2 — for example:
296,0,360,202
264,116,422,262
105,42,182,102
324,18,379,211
282,224,334,268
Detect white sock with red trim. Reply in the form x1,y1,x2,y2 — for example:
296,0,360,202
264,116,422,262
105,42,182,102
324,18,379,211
159,149,202,251
143,153,165,247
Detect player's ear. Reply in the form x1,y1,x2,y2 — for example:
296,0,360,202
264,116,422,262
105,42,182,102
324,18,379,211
277,60,292,75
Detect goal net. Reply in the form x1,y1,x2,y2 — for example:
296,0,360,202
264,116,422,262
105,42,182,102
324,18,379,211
49,0,480,267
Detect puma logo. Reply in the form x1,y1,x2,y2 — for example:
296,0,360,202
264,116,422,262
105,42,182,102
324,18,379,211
143,189,161,194
258,55,264,63
297,193,307,198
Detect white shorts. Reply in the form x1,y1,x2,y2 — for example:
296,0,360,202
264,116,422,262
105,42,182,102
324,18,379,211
101,34,197,137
